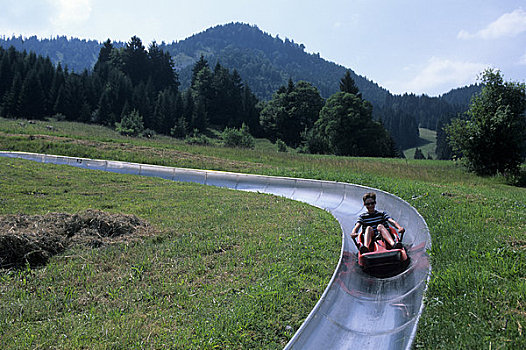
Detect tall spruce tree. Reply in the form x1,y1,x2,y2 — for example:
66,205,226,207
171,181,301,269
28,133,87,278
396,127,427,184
122,36,149,85
97,39,113,64
18,69,46,119
148,41,179,91
191,60,213,127
435,114,454,160
2,72,22,117
339,70,361,97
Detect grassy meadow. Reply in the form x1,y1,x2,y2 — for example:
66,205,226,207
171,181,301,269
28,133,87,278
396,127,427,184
403,128,437,159
1,117,525,349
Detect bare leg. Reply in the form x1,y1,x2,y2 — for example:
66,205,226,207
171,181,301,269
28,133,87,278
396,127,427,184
364,226,374,249
378,224,395,247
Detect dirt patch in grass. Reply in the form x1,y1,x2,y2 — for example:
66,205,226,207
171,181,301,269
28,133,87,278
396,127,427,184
0,210,153,268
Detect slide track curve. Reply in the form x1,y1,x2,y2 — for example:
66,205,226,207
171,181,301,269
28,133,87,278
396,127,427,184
0,151,431,349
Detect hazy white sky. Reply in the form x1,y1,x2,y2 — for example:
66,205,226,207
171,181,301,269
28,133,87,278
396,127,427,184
1,0,525,96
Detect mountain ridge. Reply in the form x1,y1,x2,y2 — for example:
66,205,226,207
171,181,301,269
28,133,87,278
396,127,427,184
0,23,471,99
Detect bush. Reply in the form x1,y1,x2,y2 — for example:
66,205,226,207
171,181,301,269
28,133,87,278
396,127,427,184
115,109,144,136
171,118,189,138
52,113,66,121
184,129,211,145
141,129,156,138
221,123,255,149
276,139,288,152
505,167,526,187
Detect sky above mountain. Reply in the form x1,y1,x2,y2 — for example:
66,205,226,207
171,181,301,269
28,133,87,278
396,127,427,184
1,0,525,96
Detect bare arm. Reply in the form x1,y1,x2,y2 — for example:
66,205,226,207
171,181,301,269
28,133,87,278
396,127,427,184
388,218,405,234
351,222,362,238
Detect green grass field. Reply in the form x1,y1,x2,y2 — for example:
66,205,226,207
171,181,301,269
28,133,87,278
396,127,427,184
1,118,525,349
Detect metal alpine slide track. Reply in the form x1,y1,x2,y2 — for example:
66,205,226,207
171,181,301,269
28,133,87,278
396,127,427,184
0,151,431,349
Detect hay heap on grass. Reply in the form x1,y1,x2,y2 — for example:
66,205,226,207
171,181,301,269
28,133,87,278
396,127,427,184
0,210,151,268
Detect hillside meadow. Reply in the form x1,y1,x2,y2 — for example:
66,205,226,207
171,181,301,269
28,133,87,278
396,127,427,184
403,128,437,160
1,117,525,349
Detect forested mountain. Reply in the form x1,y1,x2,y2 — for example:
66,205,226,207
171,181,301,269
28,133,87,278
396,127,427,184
162,23,390,103
1,24,479,98
1,22,482,153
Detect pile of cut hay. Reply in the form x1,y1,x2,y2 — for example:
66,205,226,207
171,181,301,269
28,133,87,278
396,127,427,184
0,210,152,268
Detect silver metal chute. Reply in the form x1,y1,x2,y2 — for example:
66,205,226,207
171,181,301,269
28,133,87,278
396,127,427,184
0,151,431,349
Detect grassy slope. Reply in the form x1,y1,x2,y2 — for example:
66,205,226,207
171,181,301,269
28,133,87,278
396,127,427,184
0,159,341,349
1,118,525,349
403,128,437,159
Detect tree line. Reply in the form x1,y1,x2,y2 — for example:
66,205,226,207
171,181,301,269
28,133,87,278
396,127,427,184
260,71,397,157
0,39,412,158
1,23,479,145
0,38,260,139
4,38,520,175
0,35,108,73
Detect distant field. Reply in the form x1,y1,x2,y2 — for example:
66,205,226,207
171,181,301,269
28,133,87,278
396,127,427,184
403,128,437,159
1,118,525,349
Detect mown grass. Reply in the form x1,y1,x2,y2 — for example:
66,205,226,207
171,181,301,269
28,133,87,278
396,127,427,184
1,117,525,348
0,158,341,349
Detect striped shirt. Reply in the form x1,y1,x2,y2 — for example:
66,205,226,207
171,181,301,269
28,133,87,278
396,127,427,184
357,210,391,230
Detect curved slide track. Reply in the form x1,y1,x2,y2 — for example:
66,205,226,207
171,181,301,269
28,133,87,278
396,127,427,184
1,151,431,349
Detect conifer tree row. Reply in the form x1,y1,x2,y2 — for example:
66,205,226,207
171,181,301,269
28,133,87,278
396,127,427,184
0,39,260,138
1,42,406,158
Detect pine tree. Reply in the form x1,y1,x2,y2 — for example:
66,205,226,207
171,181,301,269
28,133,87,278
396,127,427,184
0,51,13,99
18,69,46,119
49,63,66,115
62,74,88,121
192,96,208,132
414,148,425,159
93,88,115,125
241,85,262,136
37,56,55,114
191,62,213,126
339,70,361,97
153,89,178,134
183,90,194,129
1,72,23,117
435,114,453,160
122,36,149,85
116,109,144,136
97,39,113,64
148,41,178,91
53,85,66,117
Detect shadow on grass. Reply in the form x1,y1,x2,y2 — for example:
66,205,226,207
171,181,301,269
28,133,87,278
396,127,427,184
415,136,433,148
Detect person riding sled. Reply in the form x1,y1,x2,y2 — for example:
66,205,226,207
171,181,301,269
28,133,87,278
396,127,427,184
351,192,405,254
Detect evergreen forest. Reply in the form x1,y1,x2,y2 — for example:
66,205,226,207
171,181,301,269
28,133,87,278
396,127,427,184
0,22,483,157
0,39,261,141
